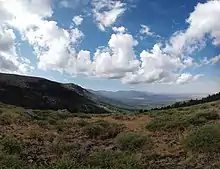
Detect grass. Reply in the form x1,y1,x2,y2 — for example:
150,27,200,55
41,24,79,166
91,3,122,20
116,132,152,151
86,151,144,169
0,153,23,169
146,110,219,131
0,111,22,125
82,120,124,139
184,124,220,153
0,100,220,168
0,136,26,155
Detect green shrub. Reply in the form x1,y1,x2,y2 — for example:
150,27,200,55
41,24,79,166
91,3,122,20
146,115,182,131
52,141,81,156
0,153,23,169
184,124,220,153
75,119,89,127
34,119,50,126
0,112,20,125
74,113,92,119
82,120,124,139
146,110,219,131
86,151,143,169
116,132,151,151
0,136,26,155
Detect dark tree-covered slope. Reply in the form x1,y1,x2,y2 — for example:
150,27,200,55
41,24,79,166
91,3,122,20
151,92,220,111
0,73,109,113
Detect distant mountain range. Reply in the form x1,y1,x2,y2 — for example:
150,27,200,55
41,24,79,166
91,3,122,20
90,90,209,109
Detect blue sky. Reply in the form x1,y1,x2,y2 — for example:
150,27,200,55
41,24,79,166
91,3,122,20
0,0,220,94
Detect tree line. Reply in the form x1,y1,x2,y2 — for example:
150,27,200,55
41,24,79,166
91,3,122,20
139,92,220,112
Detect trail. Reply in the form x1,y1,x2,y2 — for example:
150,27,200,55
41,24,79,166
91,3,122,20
92,115,151,132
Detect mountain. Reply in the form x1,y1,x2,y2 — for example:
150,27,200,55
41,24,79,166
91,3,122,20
0,73,112,113
91,90,208,109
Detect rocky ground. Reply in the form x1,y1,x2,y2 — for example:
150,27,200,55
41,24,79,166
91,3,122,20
0,101,220,169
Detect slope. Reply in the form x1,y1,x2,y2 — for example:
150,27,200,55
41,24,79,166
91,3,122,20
0,73,110,113
0,98,220,168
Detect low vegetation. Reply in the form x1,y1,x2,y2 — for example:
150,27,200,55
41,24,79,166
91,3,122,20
82,120,124,139
116,132,151,151
146,110,219,131
184,124,220,153
0,100,220,169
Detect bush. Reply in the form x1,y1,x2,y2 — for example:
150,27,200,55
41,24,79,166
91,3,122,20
116,132,151,151
184,124,220,153
86,151,143,169
0,153,23,169
0,136,26,155
75,119,89,127
52,141,81,156
0,111,20,125
146,110,219,131
82,120,124,139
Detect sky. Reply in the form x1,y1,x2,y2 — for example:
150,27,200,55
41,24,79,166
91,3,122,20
0,0,220,94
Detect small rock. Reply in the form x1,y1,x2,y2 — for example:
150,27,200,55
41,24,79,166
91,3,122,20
104,145,117,151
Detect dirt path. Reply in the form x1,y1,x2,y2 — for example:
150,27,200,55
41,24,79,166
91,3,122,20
92,115,151,132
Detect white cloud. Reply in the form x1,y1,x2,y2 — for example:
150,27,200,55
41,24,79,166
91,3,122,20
140,24,153,36
0,0,217,88
93,32,140,78
121,44,187,84
201,55,220,65
211,55,220,64
72,15,84,26
0,27,33,73
176,73,203,85
0,0,82,75
112,26,127,33
24,20,84,72
165,0,220,57
59,0,69,8
2,0,53,31
122,0,220,85
59,0,90,8
92,0,126,31
76,50,94,74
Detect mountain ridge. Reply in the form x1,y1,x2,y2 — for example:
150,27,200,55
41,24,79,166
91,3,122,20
0,73,111,113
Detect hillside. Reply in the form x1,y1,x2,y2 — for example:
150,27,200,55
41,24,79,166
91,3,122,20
0,73,112,113
0,99,220,169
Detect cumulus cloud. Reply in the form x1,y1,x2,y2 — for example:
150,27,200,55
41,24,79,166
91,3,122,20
92,0,126,31
140,24,153,36
0,0,218,86
0,0,34,74
24,20,85,73
93,32,140,78
0,0,84,75
122,0,220,85
72,15,84,26
121,44,187,84
59,0,69,8
112,26,127,33
176,73,203,85
0,27,33,73
165,0,220,57
200,55,220,66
